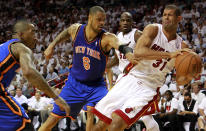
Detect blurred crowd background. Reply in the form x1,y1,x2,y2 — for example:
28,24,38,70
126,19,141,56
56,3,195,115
1,0,206,131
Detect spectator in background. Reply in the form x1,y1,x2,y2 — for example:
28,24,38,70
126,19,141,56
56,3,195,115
168,75,180,97
59,62,70,75
14,87,28,105
28,91,49,112
191,82,205,104
9,89,15,97
154,90,179,131
41,64,48,79
21,103,39,129
46,67,60,86
178,92,198,131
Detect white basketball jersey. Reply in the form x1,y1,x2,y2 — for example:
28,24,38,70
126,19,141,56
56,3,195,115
129,24,182,88
116,29,137,72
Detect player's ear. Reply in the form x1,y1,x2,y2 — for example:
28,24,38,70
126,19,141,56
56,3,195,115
18,32,23,39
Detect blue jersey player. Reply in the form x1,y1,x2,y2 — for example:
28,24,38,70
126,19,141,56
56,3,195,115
0,21,70,131
40,6,138,131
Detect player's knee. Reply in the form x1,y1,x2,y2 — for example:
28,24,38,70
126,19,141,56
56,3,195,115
39,115,61,130
92,120,108,131
87,107,94,119
110,113,127,130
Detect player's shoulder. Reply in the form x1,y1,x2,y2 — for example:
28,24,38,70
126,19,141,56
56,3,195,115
69,23,82,32
144,24,159,32
12,42,32,55
135,29,142,34
102,32,116,39
70,23,82,28
134,29,142,37
142,24,159,38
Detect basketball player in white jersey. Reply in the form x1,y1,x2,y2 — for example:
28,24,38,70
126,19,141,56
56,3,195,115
111,12,141,80
106,12,160,131
90,4,196,131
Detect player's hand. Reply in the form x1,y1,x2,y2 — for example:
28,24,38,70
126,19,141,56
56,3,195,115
125,52,140,65
44,44,54,60
170,48,194,58
181,48,194,53
170,50,183,58
54,96,70,116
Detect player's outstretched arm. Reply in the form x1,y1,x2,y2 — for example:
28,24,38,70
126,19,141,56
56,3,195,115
102,33,139,65
106,52,119,68
12,43,70,115
45,23,81,60
134,24,180,60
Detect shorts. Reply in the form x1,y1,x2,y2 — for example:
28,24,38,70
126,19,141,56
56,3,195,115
0,89,30,131
52,75,108,119
92,74,159,126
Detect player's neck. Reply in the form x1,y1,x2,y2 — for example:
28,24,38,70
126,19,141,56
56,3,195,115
12,35,32,49
85,25,98,42
122,29,132,36
162,28,177,42
12,35,20,40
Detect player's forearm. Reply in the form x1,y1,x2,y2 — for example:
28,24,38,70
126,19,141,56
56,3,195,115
134,47,171,60
24,68,58,98
51,29,70,47
106,57,119,68
106,68,113,88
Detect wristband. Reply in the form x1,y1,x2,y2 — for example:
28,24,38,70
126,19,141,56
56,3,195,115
119,45,133,55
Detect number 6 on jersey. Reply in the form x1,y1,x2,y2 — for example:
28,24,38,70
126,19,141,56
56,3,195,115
83,56,90,70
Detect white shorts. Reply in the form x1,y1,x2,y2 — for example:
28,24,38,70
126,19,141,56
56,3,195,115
92,74,160,126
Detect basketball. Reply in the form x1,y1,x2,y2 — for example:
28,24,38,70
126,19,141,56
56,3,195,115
175,51,202,80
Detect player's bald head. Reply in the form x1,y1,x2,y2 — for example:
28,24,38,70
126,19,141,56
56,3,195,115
120,12,133,34
13,20,33,34
89,6,105,15
121,12,133,20
12,20,37,49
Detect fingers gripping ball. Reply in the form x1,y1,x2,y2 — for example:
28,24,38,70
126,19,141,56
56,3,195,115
175,51,202,85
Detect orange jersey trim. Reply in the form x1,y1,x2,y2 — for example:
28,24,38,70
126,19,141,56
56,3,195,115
0,95,22,116
72,26,81,47
8,43,19,64
0,54,12,67
16,118,31,131
0,60,17,81
51,112,75,120
83,26,98,44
